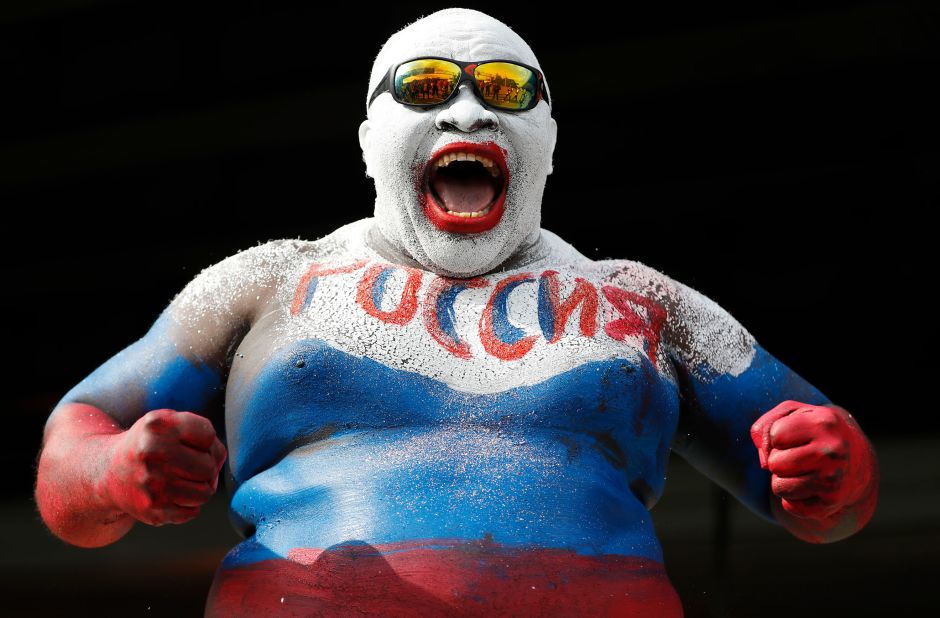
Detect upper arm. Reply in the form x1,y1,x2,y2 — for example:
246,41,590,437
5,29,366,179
662,277,831,521
52,309,231,430
49,240,291,431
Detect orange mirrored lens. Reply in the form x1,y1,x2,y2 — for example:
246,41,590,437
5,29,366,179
394,59,461,105
473,62,538,110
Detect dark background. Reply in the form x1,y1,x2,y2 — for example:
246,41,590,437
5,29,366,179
2,1,937,616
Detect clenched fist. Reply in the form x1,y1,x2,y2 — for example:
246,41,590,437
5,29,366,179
750,401,878,539
99,409,227,526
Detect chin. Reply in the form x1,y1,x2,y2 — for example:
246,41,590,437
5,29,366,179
405,200,538,278
412,233,507,278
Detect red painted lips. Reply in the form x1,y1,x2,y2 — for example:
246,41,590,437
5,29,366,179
423,141,509,234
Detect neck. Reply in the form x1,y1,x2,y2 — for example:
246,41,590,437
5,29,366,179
365,222,549,277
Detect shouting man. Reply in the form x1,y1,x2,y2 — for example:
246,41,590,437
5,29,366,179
35,8,878,617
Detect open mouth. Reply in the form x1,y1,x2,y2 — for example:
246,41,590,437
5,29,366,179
422,141,509,234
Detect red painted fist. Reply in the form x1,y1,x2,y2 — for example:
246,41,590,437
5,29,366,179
750,401,875,521
100,409,227,526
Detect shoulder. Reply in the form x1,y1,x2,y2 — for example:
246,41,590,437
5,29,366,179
593,257,758,380
590,257,671,288
532,229,675,287
170,239,301,306
168,220,373,321
534,228,592,268
171,220,372,304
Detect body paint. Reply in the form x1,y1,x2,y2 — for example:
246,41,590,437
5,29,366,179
47,216,859,614
355,263,424,325
538,269,598,342
290,256,670,369
479,273,539,360
206,538,683,617
291,260,367,316
750,402,879,542
602,285,667,369
361,9,556,277
422,276,489,358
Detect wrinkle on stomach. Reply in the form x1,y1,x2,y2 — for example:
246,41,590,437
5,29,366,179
228,425,666,564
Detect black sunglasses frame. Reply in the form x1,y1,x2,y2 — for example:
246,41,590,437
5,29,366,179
368,56,551,112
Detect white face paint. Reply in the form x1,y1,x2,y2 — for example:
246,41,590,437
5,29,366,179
358,8,558,278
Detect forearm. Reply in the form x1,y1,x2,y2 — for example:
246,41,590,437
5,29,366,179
35,402,135,548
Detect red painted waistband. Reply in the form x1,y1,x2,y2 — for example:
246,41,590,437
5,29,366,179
206,539,684,617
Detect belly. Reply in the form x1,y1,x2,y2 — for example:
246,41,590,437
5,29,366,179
216,337,682,613
213,425,682,617
228,425,663,563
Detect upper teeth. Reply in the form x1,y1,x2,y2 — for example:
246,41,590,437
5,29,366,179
435,152,500,177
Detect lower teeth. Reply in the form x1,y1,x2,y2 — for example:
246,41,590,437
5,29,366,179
445,206,492,218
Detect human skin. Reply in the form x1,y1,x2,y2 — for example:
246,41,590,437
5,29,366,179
358,10,556,278
36,404,226,547
751,401,879,543
34,8,878,616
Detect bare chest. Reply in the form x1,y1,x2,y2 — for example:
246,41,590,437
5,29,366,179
223,258,679,483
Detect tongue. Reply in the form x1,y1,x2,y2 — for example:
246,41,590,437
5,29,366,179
431,175,496,213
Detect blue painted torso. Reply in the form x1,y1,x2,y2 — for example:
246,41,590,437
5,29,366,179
58,221,830,581
224,332,680,566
